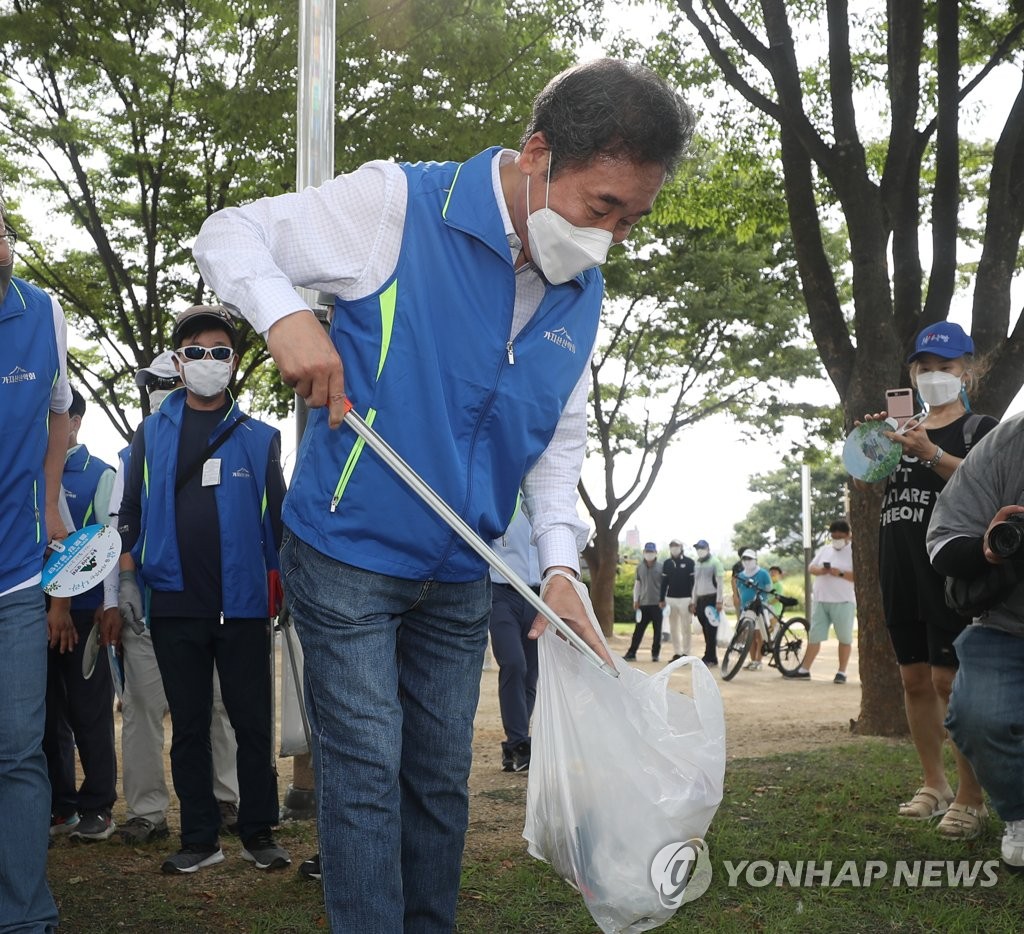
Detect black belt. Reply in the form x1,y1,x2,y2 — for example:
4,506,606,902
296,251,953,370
493,581,541,596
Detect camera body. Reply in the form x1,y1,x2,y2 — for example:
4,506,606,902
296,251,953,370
988,514,1024,560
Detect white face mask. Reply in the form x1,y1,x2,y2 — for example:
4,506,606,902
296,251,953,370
525,165,613,285
643,552,657,563
696,548,709,560
742,559,757,572
180,358,232,399
670,546,681,557
831,538,849,550
915,370,963,407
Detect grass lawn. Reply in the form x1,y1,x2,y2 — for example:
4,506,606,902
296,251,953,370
49,742,1022,932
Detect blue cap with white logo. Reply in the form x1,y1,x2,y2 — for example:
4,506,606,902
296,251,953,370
907,321,974,363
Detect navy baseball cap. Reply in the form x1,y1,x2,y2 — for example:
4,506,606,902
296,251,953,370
693,539,709,549
907,322,974,363
643,542,657,552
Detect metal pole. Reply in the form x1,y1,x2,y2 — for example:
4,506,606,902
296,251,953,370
282,0,336,819
342,405,618,678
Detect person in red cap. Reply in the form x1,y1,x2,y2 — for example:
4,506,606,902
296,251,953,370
855,320,997,839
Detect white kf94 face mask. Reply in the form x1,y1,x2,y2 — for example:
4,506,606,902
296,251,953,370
915,370,964,408
180,358,232,399
525,161,613,285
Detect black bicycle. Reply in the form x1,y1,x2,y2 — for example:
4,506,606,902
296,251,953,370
721,584,810,680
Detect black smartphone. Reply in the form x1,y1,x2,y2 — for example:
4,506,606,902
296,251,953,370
823,562,831,569
885,388,915,428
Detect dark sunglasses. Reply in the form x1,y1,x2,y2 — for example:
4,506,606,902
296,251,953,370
176,345,233,362
148,376,181,390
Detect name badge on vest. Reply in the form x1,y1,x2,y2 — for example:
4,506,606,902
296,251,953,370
202,458,222,487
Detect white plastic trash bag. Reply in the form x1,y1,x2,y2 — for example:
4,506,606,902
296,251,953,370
710,606,734,647
523,577,726,933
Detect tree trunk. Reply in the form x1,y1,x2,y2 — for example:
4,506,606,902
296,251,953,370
583,526,621,637
849,483,908,736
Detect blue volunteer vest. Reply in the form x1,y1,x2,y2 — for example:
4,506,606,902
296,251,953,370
283,146,604,582
132,393,280,618
0,278,62,593
62,443,114,610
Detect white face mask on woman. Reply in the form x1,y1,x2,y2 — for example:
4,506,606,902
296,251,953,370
916,370,964,407
526,166,613,285
741,558,757,573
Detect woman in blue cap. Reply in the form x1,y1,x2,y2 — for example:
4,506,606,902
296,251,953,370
859,321,996,838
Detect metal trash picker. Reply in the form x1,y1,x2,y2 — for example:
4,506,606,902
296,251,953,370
341,400,618,679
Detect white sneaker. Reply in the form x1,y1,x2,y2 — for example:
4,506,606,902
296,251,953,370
1002,819,1024,869
744,660,762,671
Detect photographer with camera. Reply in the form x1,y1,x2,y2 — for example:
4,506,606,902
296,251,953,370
854,322,997,838
927,412,1024,870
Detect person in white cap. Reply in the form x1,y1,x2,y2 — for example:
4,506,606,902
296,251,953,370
735,549,771,670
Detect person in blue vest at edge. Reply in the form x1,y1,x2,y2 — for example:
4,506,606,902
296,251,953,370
44,386,119,843
116,305,288,875
191,60,692,934
488,504,542,774
193,58,694,932
0,193,71,933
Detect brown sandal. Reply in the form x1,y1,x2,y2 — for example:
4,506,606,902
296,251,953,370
937,803,988,840
898,786,954,820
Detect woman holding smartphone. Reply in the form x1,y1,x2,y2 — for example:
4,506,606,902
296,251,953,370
857,321,997,839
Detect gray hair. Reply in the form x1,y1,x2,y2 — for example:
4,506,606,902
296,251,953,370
521,59,696,178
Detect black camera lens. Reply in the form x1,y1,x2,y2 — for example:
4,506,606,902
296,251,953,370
988,515,1024,559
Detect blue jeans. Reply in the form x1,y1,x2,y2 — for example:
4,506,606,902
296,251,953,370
0,586,59,933
946,625,1024,821
281,530,490,933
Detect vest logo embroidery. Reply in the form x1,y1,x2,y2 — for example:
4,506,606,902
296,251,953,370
543,327,576,354
232,466,252,479
2,365,37,384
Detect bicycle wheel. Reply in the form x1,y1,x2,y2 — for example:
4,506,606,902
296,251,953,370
721,615,755,681
774,616,810,676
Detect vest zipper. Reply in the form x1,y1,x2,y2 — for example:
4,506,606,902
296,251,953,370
506,341,515,365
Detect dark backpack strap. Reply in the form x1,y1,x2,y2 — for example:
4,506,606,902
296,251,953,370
962,413,985,453
175,414,250,494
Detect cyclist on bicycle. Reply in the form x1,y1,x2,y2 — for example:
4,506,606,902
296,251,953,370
736,549,772,670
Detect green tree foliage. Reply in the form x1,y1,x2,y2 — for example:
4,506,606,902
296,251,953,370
580,141,822,632
732,455,848,557
0,0,601,438
0,0,299,435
